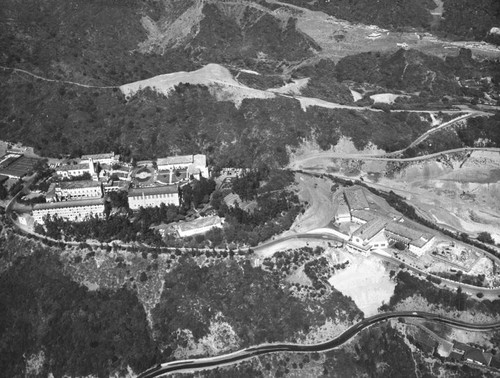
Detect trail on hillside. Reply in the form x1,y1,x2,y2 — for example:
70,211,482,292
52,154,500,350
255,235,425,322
0,66,119,89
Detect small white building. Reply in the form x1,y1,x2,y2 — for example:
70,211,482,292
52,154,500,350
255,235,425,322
56,161,94,179
32,198,105,224
128,185,179,210
156,154,209,179
81,152,119,165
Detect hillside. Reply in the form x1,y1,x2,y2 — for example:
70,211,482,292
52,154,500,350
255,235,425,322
0,0,319,85
335,48,500,97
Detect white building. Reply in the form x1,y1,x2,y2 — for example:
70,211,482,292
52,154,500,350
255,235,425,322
128,185,179,210
103,180,130,193
32,198,105,224
56,161,94,179
350,218,389,252
81,152,119,165
176,216,224,238
55,180,103,200
385,221,434,257
157,154,209,179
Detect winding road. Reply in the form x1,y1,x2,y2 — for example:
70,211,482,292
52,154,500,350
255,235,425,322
138,311,500,377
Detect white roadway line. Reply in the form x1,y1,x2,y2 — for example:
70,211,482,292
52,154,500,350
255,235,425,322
1,65,119,89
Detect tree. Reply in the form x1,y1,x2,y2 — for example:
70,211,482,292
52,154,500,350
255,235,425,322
0,183,8,200
394,241,406,250
477,231,494,244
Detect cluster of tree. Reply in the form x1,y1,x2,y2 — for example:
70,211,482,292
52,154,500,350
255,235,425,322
381,271,471,311
295,59,354,104
262,246,324,279
216,191,301,246
0,0,197,84
433,270,486,287
0,182,8,200
440,0,500,42
180,177,216,209
0,249,158,377
192,4,319,65
405,113,500,157
1,69,444,167
382,270,500,316
303,257,333,290
152,256,361,353
37,204,181,245
8,180,24,197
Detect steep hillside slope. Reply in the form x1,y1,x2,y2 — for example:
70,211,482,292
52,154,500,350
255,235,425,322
0,0,318,84
335,49,458,95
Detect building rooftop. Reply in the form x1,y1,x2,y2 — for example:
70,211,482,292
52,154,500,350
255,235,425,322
58,180,101,189
464,349,492,365
386,221,433,245
81,152,115,160
0,155,40,178
33,198,104,210
157,155,194,166
351,209,377,222
344,187,370,211
56,163,89,171
352,218,387,241
453,341,471,353
104,180,130,189
128,185,178,197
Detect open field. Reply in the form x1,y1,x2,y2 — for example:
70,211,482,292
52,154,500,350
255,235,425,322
328,254,396,317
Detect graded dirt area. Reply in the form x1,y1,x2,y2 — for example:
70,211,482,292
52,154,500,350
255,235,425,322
286,172,336,234
328,254,396,317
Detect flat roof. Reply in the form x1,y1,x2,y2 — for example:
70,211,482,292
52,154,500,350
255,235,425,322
56,163,89,171
386,222,433,244
0,155,40,178
0,153,22,169
352,218,387,241
344,187,369,211
33,198,104,210
58,180,101,189
351,209,377,222
157,155,194,166
81,152,115,160
128,185,178,197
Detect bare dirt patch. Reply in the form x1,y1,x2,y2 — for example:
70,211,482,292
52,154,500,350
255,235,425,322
328,254,396,316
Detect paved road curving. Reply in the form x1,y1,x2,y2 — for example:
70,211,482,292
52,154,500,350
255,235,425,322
138,311,500,377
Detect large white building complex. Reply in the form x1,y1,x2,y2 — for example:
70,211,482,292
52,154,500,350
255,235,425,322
32,198,105,224
128,185,179,210
333,186,435,255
